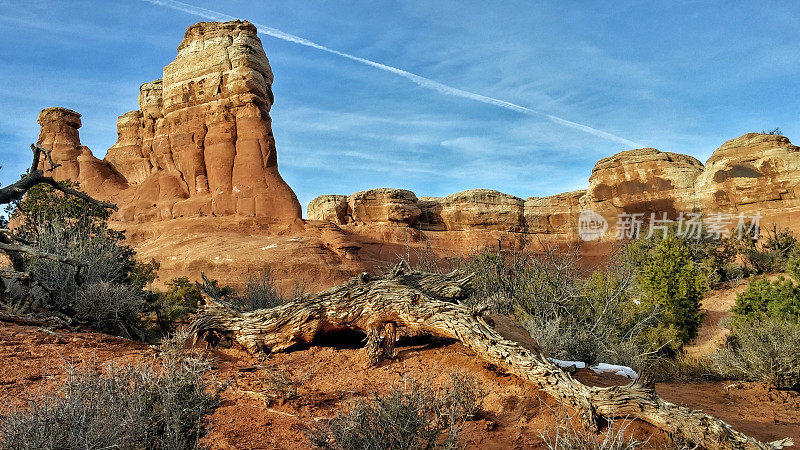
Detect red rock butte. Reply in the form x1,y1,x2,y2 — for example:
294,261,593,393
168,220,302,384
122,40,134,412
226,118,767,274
39,21,301,224
33,20,800,289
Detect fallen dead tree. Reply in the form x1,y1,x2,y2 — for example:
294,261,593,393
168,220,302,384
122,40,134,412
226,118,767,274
191,264,792,450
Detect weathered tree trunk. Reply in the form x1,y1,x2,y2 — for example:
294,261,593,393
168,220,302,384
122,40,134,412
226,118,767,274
191,265,791,450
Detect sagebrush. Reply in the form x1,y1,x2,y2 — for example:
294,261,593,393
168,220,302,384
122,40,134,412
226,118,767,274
711,319,800,390
309,372,483,450
0,332,220,449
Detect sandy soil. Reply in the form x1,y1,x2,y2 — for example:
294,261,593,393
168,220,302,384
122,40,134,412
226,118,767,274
684,281,746,357
1,322,797,448
656,381,800,445
685,273,794,357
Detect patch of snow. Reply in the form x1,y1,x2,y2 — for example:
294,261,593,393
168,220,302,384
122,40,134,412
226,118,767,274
589,363,638,380
548,358,638,379
289,237,300,242
261,244,278,250
548,358,586,369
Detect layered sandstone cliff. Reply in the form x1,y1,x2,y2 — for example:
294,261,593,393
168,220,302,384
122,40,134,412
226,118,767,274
581,148,705,220
307,189,529,232
38,21,301,224
309,134,800,240
697,133,800,212
581,135,800,226
524,190,585,235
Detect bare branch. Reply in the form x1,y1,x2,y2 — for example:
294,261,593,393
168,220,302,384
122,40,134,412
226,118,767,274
0,269,30,280
0,168,117,210
30,143,61,173
0,312,71,329
0,144,116,211
0,242,85,267
0,229,35,246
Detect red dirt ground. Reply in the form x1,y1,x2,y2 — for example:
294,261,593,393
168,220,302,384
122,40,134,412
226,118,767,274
1,322,798,448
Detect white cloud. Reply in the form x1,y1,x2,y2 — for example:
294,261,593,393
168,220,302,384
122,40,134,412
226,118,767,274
140,0,644,148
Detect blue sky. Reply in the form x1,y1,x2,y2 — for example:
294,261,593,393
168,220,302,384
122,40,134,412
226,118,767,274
1,1,798,213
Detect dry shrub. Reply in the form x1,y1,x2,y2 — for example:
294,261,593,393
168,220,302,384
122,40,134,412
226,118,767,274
262,367,300,402
744,225,798,274
460,242,662,369
29,219,136,308
540,412,643,450
541,426,641,450
651,319,800,390
710,319,800,390
0,331,220,450
237,268,287,311
648,354,724,383
227,268,304,312
309,372,483,450
74,281,145,338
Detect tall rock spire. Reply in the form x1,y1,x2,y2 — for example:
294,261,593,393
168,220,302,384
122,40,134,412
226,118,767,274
36,107,127,194
39,20,301,224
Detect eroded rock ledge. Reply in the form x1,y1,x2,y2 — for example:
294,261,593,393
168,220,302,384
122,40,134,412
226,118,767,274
309,134,800,238
308,187,584,236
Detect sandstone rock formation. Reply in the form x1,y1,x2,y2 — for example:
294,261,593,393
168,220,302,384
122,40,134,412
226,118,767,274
307,195,348,225
308,188,567,235
26,20,800,289
39,21,301,224
438,190,525,232
582,148,704,218
581,137,800,234
304,189,423,226
36,108,127,195
309,134,800,241
524,190,585,235
347,189,421,225
697,133,800,212
306,189,529,233
417,196,445,230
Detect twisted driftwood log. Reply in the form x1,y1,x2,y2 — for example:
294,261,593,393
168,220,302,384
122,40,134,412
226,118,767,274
191,264,792,450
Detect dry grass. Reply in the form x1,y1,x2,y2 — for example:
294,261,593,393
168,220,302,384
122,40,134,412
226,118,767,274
309,372,484,450
0,331,220,450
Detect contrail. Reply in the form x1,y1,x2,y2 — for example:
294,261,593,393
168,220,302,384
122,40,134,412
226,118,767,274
141,0,643,148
